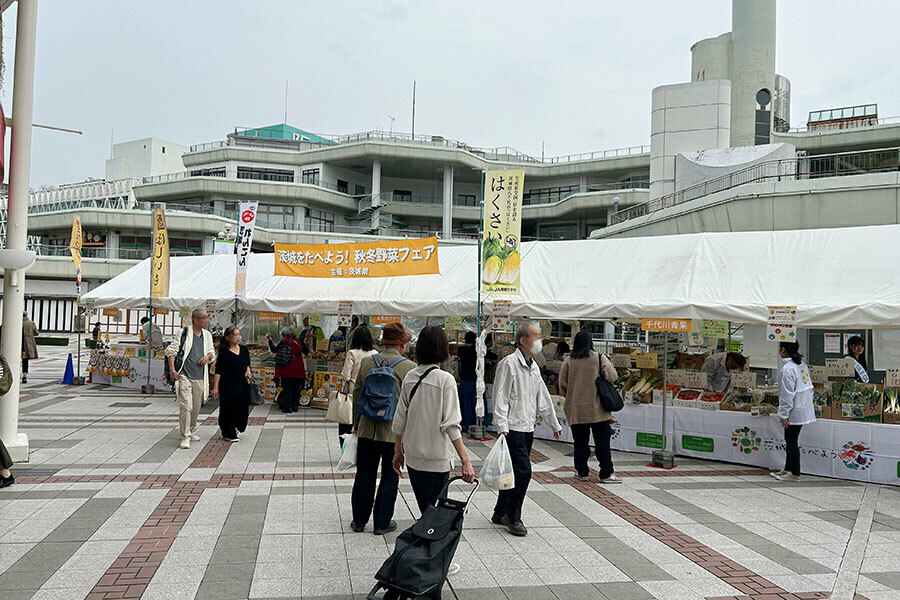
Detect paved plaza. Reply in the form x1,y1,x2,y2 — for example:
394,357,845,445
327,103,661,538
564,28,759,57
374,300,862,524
1,345,899,600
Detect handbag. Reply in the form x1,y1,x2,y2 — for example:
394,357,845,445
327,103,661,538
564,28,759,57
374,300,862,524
595,354,624,412
325,389,353,424
249,381,265,406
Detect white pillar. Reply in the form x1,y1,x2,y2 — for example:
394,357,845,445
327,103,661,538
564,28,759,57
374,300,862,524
107,230,120,259
371,160,381,231
442,165,453,240
0,0,39,462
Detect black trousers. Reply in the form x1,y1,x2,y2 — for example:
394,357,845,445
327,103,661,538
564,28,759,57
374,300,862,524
278,377,304,411
351,437,398,530
338,423,353,447
784,424,802,476
493,430,533,523
408,467,450,516
0,438,13,470
22,358,28,375
219,394,249,439
571,420,614,479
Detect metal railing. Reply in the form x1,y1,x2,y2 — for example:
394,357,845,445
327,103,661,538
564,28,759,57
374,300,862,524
32,245,203,261
609,146,900,225
189,129,650,165
785,115,900,134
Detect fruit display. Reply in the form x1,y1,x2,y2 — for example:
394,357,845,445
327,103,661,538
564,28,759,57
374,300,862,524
676,389,702,401
700,391,724,403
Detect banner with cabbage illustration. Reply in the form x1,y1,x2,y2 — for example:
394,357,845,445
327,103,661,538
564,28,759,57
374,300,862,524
481,169,524,295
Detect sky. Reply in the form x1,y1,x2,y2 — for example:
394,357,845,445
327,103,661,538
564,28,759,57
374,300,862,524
2,0,899,187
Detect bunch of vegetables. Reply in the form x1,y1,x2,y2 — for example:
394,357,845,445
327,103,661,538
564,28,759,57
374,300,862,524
481,236,521,286
614,368,634,390
724,391,753,407
884,387,899,414
630,375,659,395
833,380,882,406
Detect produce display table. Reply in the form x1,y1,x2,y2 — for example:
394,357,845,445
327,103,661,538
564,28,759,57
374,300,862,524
534,402,899,486
89,343,168,391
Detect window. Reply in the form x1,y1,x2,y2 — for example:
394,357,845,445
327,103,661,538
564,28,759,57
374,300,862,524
522,185,579,206
455,194,476,207
539,223,580,240
355,184,366,196
393,190,412,202
337,179,348,194
162,146,166,154
257,205,294,229
190,167,226,177
237,166,294,182
301,169,320,185
754,109,771,145
307,209,335,233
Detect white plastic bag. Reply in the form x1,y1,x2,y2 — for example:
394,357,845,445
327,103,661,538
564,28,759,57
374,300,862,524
480,435,515,490
336,433,358,472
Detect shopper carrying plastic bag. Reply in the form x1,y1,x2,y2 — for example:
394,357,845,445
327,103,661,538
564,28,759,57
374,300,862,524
337,433,358,472
479,435,514,490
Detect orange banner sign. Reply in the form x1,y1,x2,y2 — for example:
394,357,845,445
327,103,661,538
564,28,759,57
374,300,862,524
371,315,401,325
641,318,692,332
257,311,284,322
274,237,439,278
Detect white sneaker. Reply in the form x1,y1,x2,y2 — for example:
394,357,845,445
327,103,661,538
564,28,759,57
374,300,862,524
179,439,190,449
189,432,201,441
448,563,461,577
600,475,623,484
223,436,239,443
769,470,787,479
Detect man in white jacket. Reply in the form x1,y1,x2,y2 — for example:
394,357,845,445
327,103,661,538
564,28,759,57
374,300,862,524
492,322,562,537
165,310,216,449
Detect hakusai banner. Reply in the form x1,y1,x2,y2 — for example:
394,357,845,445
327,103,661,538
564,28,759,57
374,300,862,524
274,237,439,278
481,169,524,295
235,202,258,298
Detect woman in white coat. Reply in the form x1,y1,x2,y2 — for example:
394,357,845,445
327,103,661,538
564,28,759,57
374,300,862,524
771,341,816,482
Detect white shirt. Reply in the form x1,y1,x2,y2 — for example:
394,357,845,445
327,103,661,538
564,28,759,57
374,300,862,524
493,349,562,434
776,358,816,425
703,353,732,393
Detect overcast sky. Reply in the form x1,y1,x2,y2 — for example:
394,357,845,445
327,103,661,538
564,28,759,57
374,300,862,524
3,0,899,187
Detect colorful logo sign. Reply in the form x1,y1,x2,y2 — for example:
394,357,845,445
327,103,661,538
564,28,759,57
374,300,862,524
731,427,761,455
241,209,255,223
839,441,873,471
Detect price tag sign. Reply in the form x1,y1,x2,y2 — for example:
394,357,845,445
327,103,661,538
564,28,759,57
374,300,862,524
635,353,658,369
730,371,756,389
179,306,190,319
884,369,900,387
701,320,729,339
444,316,463,331
316,338,330,352
611,353,632,368
338,301,353,314
686,371,708,389
826,357,855,377
308,313,323,326
667,370,688,386
809,365,828,384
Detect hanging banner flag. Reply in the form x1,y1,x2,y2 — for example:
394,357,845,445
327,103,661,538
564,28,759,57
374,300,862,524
235,202,258,297
274,237,439,278
481,169,524,296
150,209,170,298
69,216,83,293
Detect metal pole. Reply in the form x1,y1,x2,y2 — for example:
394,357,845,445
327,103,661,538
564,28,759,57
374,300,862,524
0,0,39,461
142,300,153,394
661,336,668,450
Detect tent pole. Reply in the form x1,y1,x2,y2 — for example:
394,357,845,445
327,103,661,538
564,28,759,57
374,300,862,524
477,170,485,336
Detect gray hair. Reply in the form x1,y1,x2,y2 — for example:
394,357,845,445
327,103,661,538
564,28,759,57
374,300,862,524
279,327,294,338
516,321,538,347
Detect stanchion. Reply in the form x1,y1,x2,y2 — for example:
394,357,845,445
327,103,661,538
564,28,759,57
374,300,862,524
141,301,155,395
72,306,86,385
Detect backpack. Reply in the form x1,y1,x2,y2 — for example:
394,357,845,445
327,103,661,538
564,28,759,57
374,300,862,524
357,355,405,422
162,327,189,389
274,340,295,366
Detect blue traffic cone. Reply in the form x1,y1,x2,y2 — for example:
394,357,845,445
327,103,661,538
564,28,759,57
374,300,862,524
62,353,75,385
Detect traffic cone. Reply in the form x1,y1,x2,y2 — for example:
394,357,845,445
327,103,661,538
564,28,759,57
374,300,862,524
62,353,75,385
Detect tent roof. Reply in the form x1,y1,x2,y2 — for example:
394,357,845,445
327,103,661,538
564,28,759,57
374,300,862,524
82,224,900,328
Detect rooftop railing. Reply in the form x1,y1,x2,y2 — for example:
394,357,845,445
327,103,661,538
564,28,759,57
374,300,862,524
785,115,900,134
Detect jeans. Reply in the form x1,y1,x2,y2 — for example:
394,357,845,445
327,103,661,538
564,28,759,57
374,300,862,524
784,424,803,476
571,421,614,479
493,430,534,523
278,377,304,411
351,437,399,530
407,467,449,516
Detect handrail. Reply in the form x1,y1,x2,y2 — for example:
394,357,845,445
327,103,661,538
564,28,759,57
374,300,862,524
610,146,900,225
785,115,900,134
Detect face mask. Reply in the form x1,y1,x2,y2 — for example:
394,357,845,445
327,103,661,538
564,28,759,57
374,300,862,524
530,339,543,355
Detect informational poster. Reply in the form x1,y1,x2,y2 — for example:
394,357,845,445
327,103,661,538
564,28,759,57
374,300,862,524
212,239,235,255
444,316,463,331
481,169,524,295
766,306,797,342
308,313,323,327
102,308,120,319
235,201,258,298
337,302,353,328
258,311,283,322
491,300,511,332
150,209,170,298
824,333,842,353
641,318,692,332
205,299,217,313
843,334,854,353
701,320,729,339
153,307,169,315
178,306,190,319
371,315,401,325
338,315,352,328
275,237,439,278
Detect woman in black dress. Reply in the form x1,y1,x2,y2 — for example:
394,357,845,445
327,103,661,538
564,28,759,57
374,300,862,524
212,326,252,442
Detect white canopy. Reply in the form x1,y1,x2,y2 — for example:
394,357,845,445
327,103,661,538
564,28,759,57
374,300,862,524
82,224,900,328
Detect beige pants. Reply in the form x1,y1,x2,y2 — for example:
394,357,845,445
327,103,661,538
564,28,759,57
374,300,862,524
176,377,205,440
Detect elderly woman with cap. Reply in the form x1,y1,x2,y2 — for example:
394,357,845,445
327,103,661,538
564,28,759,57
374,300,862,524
267,327,307,413
349,323,417,535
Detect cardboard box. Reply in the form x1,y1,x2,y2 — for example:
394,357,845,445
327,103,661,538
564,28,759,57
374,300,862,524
675,353,707,371
652,389,674,404
814,403,833,420
883,410,900,424
834,397,883,422
720,402,752,412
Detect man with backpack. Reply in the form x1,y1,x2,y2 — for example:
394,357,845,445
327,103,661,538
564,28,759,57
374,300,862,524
350,322,416,535
165,310,216,449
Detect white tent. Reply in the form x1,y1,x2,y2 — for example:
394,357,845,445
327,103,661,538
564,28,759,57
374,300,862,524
82,224,900,328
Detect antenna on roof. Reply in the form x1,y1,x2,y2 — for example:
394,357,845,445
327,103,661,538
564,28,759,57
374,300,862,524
284,80,289,124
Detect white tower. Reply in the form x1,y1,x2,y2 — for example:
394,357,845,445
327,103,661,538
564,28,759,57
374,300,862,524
730,0,777,147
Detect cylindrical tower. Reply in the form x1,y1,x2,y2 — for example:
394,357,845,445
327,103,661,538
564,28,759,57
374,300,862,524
773,74,791,132
690,33,732,83
730,0,776,146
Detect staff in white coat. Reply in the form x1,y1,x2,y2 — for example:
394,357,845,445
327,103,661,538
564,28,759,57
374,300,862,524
771,341,815,482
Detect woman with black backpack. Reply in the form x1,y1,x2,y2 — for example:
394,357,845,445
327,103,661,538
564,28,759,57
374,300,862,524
267,327,306,413
559,330,621,484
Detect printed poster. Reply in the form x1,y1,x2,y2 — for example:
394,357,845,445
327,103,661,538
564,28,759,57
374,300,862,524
766,306,797,342
275,237,439,278
481,169,524,295
824,333,841,353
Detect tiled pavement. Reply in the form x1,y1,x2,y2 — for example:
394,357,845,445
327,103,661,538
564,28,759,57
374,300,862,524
1,344,899,599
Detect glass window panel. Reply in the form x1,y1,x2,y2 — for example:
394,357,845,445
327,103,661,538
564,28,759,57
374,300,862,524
866,105,877,116
854,106,865,117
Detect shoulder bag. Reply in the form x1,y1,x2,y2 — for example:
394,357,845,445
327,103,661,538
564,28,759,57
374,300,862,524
595,353,624,412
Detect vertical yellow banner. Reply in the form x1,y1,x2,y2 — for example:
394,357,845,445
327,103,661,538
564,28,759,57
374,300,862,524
481,169,524,295
69,216,82,291
151,209,170,298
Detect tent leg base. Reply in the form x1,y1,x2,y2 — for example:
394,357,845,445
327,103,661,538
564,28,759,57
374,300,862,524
141,385,155,395
651,450,675,469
